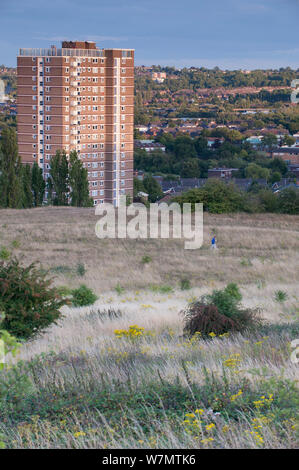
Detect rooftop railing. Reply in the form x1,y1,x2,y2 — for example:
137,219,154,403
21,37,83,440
19,48,104,57
19,48,133,57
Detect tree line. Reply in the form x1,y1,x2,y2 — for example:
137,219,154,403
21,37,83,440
0,128,93,209
134,132,294,184
173,179,299,215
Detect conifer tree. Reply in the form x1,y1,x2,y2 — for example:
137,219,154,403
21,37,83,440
69,150,93,207
49,150,69,205
46,177,53,205
0,127,24,208
21,163,33,208
31,162,45,206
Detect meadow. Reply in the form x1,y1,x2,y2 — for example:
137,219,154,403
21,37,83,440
0,207,298,448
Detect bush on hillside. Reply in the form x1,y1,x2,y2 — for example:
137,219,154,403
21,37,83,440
0,258,67,339
174,180,245,213
182,283,262,337
277,187,299,215
71,284,97,307
182,303,238,337
173,181,299,215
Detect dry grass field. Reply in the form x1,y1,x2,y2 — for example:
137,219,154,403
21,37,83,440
0,206,298,294
0,207,298,448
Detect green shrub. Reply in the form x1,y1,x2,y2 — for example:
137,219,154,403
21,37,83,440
11,240,20,249
150,284,174,294
0,258,67,339
240,258,252,267
224,283,242,302
277,187,299,215
0,326,21,370
274,290,288,303
0,247,10,260
182,283,262,337
71,284,97,307
141,255,152,264
182,302,238,337
56,285,72,297
50,265,72,275
174,180,245,213
115,283,125,295
76,263,86,277
180,278,191,290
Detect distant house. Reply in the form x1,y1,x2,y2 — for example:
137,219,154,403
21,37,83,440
289,164,299,183
151,72,166,83
135,125,148,134
208,168,238,179
245,136,263,147
272,179,298,193
156,177,270,204
133,170,145,180
157,178,206,194
136,191,149,201
271,147,299,165
207,137,225,147
231,178,267,191
134,140,166,152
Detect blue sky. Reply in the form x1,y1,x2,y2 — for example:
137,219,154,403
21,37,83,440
1,0,299,69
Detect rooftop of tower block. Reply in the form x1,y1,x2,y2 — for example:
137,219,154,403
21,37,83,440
18,42,134,57
61,41,97,50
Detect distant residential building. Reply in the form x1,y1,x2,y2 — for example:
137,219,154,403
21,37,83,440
207,137,225,147
246,136,263,147
271,148,299,165
151,72,166,83
272,179,298,193
134,140,166,152
135,125,148,133
133,170,145,180
289,164,299,182
136,191,149,201
208,168,238,179
17,40,134,206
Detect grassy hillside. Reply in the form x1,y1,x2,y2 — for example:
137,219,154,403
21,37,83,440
0,208,298,448
0,207,298,293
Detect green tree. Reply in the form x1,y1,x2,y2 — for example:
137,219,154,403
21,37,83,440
69,151,93,207
21,164,33,208
142,175,163,202
245,163,270,180
46,177,53,205
257,189,279,212
269,157,288,176
31,162,45,207
49,150,69,205
282,135,296,146
278,187,299,214
0,127,24,208
261,133,278,151
174,180,244,213
133,177,146,197
269,171,282,184
180,159,201,178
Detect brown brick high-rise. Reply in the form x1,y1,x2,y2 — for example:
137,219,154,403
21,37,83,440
17,41,134,206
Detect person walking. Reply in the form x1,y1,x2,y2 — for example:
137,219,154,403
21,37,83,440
211,236,217,250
